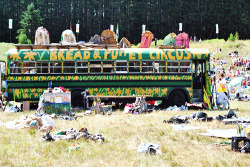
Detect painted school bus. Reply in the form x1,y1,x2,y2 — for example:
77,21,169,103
5,45,211,108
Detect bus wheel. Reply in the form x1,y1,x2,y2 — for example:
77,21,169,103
71,91,83,108
167,90,186,107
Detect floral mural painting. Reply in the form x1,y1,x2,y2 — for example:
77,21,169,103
7,75,192,82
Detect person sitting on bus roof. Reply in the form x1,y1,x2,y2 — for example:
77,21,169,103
216,92,230,110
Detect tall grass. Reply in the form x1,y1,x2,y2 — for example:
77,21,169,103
203,39,226,43
223,42,241,48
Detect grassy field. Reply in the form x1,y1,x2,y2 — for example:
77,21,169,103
0,41,250,166
0,42,14,61
0,101,250,167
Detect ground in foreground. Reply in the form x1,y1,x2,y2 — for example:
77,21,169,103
0,101,250,167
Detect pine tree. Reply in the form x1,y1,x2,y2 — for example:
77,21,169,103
228,33,235,42
235,32,239,41
17,3,43,44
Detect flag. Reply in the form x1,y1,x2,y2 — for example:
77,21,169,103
70,24,72,31
116,24,119,42
203,87,212,110
76,24,79,33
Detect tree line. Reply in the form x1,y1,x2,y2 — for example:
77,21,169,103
0,0,249,44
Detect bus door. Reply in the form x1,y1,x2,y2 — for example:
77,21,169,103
192,60,206,102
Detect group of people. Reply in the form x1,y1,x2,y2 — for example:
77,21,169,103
215,72,249,109
211,50,250,109
189,36,202,43
211,51,249,82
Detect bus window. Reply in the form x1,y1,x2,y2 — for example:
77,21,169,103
76,61,88,73
103,61,114,73
116,60,127,73
10,61,22,74
64,61,75,74
50,61,62,73
90,61,101,73
129,61,140,73
142,61,153,73
37,61,48,74
23,61,35,74
193,60,203,89
180,61,191,73
155,61,166,73
167,61,178,73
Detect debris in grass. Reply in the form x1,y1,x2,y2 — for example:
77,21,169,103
40,127,105,143
39,131,55,142
2,114,55,130
138,143,161,155
163,111,213,124
66,144,80,152
4,105,21,113
199,129,239,138
207,141,231,147
165,105,188,111
172,124,200,131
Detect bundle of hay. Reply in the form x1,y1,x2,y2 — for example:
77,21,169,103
163,33,176,46
119,37,131,48
101,29,117,44
61,30,76,44
137,30,154,48
35,27,50,45
175,32,189,48
89,34,101,44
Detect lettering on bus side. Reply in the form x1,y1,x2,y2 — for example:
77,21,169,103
48,50,145,61
16,50,204,61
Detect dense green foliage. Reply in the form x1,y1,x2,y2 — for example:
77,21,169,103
228,33,235,42
17,3,43,43
16,31,32,44
235,32,239,41
0,0,249,44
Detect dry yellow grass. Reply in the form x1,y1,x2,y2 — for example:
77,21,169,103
0,100,250,167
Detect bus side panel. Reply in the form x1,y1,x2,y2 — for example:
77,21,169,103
7,74,192,102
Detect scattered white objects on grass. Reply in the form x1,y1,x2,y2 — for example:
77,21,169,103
199,129,239,138
165,105,188,111
172,124,200,131
138,143,161,154
4,105,19,113
5,121,28,129
41,115,55,127
223,118,250,124
0,120,5,126
84,110,93,116
37,94,44,114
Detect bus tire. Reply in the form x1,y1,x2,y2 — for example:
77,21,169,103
167,90,186,107
71,91,83,108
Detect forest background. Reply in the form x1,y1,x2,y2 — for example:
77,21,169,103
0,0,249,44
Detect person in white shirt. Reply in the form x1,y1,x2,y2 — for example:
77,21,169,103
216,92,230,109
